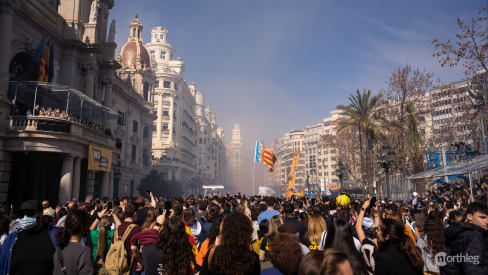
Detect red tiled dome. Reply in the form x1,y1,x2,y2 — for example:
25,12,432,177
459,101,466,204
120,41,151,69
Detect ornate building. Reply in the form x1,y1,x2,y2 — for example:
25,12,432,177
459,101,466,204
0,0,154,205
226,123,246,191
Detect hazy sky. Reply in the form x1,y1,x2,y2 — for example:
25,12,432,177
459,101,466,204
109,0,483,147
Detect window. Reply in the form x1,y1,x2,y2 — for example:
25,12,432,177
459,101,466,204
160,51,166,60
133,120,138,133
162,110,169,116
150,50,155,59
132,28,136,37
143,127,149,139
131,145,137,163
117,111,125,126
154,80,159,88
160,34,163,40
154,34,157,40
163,81,171,88
174,83,178,90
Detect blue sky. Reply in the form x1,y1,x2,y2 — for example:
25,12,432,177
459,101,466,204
109,0,483,146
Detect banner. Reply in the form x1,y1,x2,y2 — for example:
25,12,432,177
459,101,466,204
88,145,112,172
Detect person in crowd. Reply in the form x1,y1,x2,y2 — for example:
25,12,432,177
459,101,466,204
253,219,269,255
134,195,151,227
258,198,280,224
277,222,310,255
374,219,424,275
196,200,208,225
303,214,327,251
115,202,141,272
0,200,58,274
53,209,93,275
0,216,9,246
42,200,55,217
447,210,463,227
197,217,223,267
282,203,307,242
260,215,283,263
416,215,444,275
57,201,78,227
261,233,303,275
321,249,354,275
89,208,116,263
298,250,324,275
199,203,221,243
182,208,202,245
441,202,488,274
140,207,158,231
322,218,369,274
140,216,194,275
200,211,260,275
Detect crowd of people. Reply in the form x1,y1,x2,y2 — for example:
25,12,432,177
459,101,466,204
0,181,486,275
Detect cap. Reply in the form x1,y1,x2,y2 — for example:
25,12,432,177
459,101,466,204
20,200,38,211
412,192,418,197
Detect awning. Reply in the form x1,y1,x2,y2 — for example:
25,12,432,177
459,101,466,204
407,155,488,180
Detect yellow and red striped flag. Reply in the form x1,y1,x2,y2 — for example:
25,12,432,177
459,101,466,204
254,141,277,171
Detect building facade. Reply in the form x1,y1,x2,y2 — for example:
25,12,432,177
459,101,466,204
0,0,155,205
266,110,343,194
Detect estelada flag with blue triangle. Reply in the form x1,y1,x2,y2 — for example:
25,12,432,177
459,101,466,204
254,141,277,172
33,36,53,82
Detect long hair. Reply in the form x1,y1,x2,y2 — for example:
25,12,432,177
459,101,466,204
212,212,258,275
56,210,91,249
208,217,223,247
412,210,426,234
323,218,368,275
141,208,158,231
181,208,196,226
96,215,113,259
156,217,193,275
307,214,327,244
421,216,445,262
266,215,283,236
380,218,424,272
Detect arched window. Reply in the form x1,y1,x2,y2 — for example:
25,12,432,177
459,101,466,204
143,82,149,101
132,28,136,37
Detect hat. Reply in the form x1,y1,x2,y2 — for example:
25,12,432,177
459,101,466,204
412,192,418,197
20,200,38,211
362,217,374,229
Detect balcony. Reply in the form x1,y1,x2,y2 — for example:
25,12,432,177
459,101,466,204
8,81,118,148
10,116,116,147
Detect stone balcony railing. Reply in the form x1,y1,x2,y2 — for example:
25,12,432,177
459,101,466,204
9,116,116,148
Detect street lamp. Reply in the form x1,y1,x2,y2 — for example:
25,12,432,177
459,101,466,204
378,145,395,199
336,161,345,192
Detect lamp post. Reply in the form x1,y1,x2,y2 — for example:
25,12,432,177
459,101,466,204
379,145,395,199
336,161,345,192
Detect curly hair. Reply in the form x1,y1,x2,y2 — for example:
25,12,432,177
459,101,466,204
212,212,258,275
422,215,445,262
156,217,194,275
268,233,303,275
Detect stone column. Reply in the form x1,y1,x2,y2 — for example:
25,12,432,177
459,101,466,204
72,157,81,201
85,171,95,196
0,1,18,129
100,171,109,197
108,169,114,198
59,155,74,204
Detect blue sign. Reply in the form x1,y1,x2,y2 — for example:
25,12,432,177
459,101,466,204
309,191,315,197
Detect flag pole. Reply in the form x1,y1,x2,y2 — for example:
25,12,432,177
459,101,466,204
253,140,257,195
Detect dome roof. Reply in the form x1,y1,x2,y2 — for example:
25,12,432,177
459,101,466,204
119,41,151,69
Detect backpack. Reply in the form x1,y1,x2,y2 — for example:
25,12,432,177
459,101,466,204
100,224,137,275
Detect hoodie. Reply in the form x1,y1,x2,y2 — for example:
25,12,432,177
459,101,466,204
440,222,488,275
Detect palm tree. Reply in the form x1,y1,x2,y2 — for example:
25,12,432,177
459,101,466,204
336,89,382,195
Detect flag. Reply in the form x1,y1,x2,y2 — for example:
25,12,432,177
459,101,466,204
32,36,46,64
48,42,54,82
38,39,50,82
254,141,277,171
